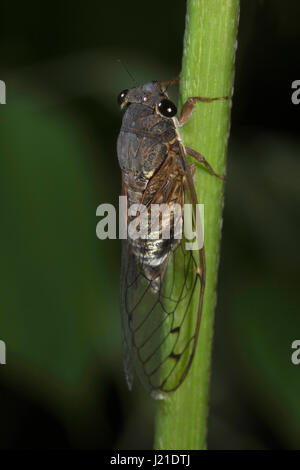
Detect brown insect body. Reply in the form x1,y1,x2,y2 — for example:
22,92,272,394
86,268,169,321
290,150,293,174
118,83,185,292
117,80,225,395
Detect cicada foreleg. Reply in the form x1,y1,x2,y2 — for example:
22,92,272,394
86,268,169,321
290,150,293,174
178,95,228,127
158,75,181,90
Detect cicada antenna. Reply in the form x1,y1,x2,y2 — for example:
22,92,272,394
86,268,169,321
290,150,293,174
117,59,138,86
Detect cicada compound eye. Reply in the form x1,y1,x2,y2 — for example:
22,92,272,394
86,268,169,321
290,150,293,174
117,89,129,107
157,99,177,118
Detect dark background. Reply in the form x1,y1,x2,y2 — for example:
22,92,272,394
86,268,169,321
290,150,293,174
0,0,299,450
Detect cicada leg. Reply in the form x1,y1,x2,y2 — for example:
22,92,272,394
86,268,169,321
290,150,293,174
178,94,228,179
185,147,225,180
158,75,180,90
178,95,228,127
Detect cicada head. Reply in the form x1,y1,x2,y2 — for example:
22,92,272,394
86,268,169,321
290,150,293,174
117,81,177,118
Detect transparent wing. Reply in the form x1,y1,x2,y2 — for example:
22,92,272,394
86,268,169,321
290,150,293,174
120,161,205,396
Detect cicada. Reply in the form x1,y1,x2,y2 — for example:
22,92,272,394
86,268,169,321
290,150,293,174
117,78,226,397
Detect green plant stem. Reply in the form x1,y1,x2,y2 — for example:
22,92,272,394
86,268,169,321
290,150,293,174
154,0,239,450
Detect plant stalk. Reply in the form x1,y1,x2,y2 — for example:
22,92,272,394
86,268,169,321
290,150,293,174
154,0,240,450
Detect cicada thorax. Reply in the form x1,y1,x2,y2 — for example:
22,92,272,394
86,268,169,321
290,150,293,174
118,103,184,293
